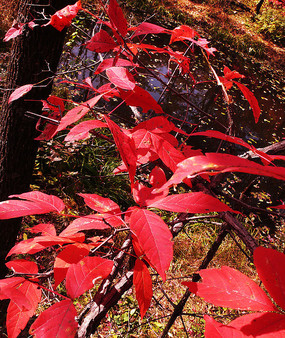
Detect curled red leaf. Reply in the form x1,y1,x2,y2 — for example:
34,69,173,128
45,1,82,32
8,84,33,104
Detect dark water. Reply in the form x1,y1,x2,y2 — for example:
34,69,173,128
59,28,284,152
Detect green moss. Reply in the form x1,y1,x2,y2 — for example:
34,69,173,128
256,8,285,46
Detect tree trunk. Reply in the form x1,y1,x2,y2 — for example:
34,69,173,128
256,0,265,14
0,0,76,324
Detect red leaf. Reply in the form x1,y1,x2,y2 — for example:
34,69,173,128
64,120,107,142
106,67,136,90
8,84,33,104
129,208,173,281
254,247,285,310
59,215,112,237
131,129,152,159
150,132,185,172
132,116,174,134
107,0,128,36
219,76,234,91
28,223,56,236
230,312,285,337
10,191,65,212
105,116,137,183
35,96,65,141
149,166,167,188
132,234,144,258
204,315,245,338
194,38,217,56
35,121,58,142
160,153,285,190
66,256,113,299
149,192,239,214
234,81,261,123
36,234,85,247
0,191,65,219
29,300,78,337
133,259,153,319
7,238,46,257
119,86,164,114
131,22,169,38
86,30,117,53
45,1,82,31
132,181,168,207
7,281,41,338
170,25,199,44
130,131,177,167
270,204,285,209
56,95,102,132
96,83,119,100
78,193,121,214
191,130,253,150
183,266,276,311
54,244,90,288
181,145,203,158
170,26,216,55
3,22,24,42
7,233,85,257
223,66,245,81
133,166,168,206
128,133,156,163
0,277,31,310
95,58,136,74
6,259,38,274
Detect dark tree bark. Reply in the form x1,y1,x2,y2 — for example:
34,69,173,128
0,0,76,324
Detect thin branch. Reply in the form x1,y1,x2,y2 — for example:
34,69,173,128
219,190,282,217
161,223,229,337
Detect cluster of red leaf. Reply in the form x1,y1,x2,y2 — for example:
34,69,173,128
3,0,81,42
183,247,285,337
219,66,261,123
0,192,114,335
6,0,261,129
1,0,285,336
0,109,284,334
44,1,82,32
3,21,37,43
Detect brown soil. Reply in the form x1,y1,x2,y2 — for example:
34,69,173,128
161,0,285,80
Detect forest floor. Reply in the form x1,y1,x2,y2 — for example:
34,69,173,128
125,0,285,96
175,0,284,62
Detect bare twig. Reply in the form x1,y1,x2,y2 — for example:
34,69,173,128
161,223,229,337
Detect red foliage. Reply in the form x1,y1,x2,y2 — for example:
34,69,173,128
184,247,285,337
129,208,173,281
1,0,284,336
29,300,78,337
45,1,82,32
86,30,118,53
8,84,33,104
133,259,153,319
